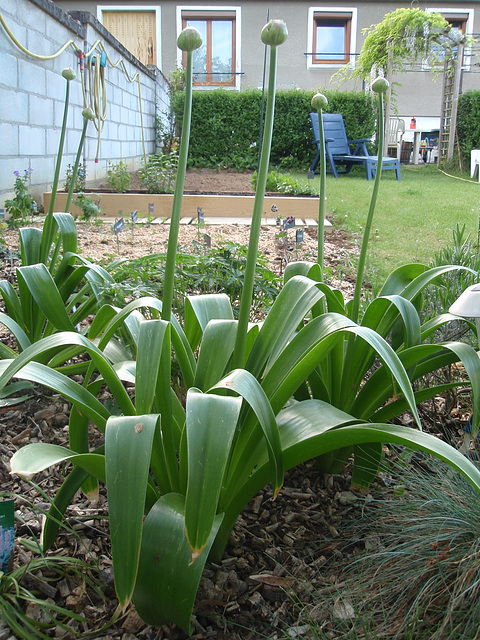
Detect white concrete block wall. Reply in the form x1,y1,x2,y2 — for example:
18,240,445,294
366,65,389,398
0,0,170,211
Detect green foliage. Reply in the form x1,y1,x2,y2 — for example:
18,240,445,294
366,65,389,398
63,164,86,193
0,555,103,639
139,153,178,193
331,450,480,639
423,224,480,342
171,88,375,170
350,8,449,80
3,23,480,637
252,170,316,196
73,193,103,221
457,90,480,164
106,160,131,193
104,241,280,317
4,169,37,229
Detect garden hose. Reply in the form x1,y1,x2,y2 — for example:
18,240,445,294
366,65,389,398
0,12,147,162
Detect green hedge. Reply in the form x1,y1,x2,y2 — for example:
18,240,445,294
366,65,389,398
457,91,480,163
171,88,376,170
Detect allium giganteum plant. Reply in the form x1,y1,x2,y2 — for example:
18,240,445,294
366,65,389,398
2,20,480,633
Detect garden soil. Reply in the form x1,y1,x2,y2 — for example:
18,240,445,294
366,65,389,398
0,170,464,640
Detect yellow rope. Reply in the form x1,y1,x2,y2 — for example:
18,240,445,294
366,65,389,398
438,168,480,183
0,13,147,162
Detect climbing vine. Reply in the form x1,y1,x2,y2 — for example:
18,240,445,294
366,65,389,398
349,8,450,80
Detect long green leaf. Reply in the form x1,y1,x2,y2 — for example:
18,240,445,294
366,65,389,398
133,493,223,632
185,389,241,560
184,293,234,351
246,275,324,378
212,399,480,562
0,359,110,429
19,227,42,266
194,319,237,391
210,368,283,500
17,264,75,332
0,311,31,352
105,414,157,609
10,443,105,481
0,333,135,417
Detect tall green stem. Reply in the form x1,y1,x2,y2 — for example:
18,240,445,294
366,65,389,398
64,111,92,214
317,111,326,280
350,90,385,324
162,51,194,322
232,45,278,368
41,73,73,264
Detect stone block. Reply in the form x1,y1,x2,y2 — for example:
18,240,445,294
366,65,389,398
30,96,54,127
0,88,28,124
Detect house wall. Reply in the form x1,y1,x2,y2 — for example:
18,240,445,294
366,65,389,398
55,0,480,120
0,0,169,210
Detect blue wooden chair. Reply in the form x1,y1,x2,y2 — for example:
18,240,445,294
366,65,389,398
309,113,401,180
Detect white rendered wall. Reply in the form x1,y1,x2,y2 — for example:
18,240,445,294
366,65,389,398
0,0,169,210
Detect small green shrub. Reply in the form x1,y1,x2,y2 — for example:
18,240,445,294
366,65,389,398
4,169,37,228
74,193,103,221
139,153,178,193
103,241,280,318
251,170,316,196
106,160,131,193
64,164,86,193
422,224,480,342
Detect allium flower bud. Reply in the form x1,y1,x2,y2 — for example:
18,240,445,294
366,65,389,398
311,93,328,111
82,107,95,120
177,26,203,52
261,20,288,46
62,67,76,81
371,77,389,94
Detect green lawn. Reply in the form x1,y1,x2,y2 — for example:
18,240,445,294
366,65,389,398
290,164,480,286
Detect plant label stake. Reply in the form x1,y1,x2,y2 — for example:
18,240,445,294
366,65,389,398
0,208,4,220
130,210,138,242
307,170,315,180
0,500,14,572
114,216,124,253
204,233,211,248
9,248,13,270
197,207,204,224
149,203,154,214
296,228,304,244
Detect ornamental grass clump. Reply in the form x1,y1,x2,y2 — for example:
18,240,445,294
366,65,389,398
3,19,480,637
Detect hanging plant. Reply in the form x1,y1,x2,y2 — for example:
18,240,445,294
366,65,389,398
349,8,450,80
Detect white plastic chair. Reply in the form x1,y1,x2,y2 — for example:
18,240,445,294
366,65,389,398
386,118,405,159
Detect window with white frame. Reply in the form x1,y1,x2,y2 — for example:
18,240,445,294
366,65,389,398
307,7,357,68
177,6,241,88
425,7,474,68
97,6,161,69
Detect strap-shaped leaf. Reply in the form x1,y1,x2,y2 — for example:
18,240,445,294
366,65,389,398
194,319,237,391
185,389,241,560
17,264,75,332
211,398,480,563
245,275,324,378
10,443,105,482
0,311,31,352
0,359,110,430
53,212,78,255
134,493,223,632
105,414,157,609
184,293,234,351
210,368,283,499
136,320,170,414
0,282,24,330
19,227,42,265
